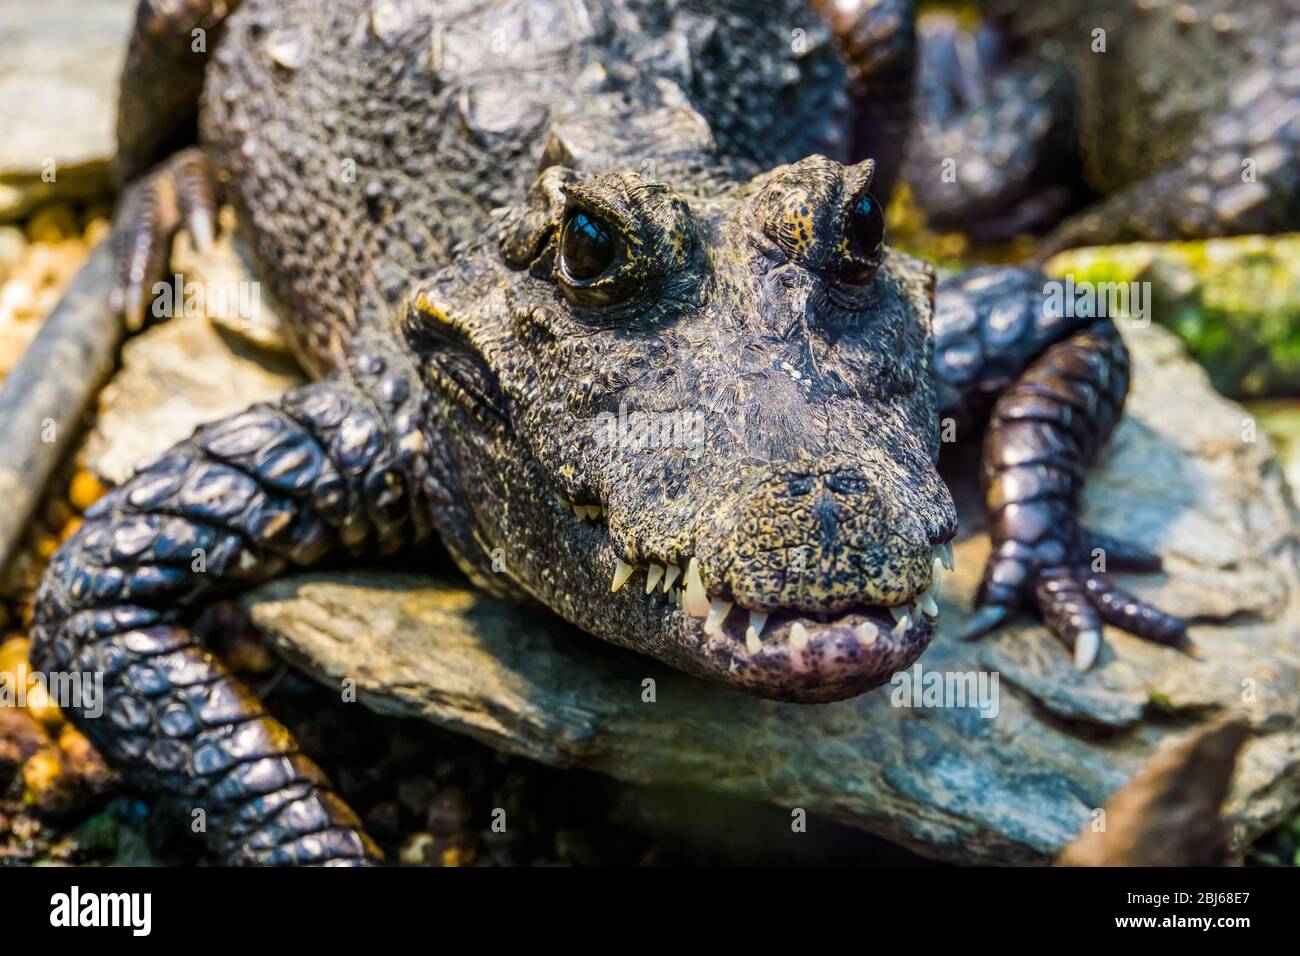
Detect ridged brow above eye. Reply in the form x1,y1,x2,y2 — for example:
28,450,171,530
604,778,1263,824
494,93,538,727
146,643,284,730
760,186,835,263
754,156,881,277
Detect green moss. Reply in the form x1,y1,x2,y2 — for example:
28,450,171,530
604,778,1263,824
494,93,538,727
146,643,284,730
1145,690,1179,714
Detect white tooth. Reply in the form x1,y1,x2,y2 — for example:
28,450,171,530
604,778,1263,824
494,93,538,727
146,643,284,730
789,621,809,650
704,599,732,636
1074,630,1102,671
662,564,681,592
611,559,635,593
892,613,911,637
940,542,955,572
932,556,945,591
746,629,763,655
746,611,769,647
855,621,879,647
645,563,665,593
920,593,939,619
889,605,908,624
683,557,709,617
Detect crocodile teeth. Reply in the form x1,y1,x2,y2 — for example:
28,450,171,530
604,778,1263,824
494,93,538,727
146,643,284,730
932,556,945,589
683,557,709,617
611,559,635,593
645,563,665,593
662,564,681,592
938,542,955,572
704,599,732,637
919,593,939,619
789,621,809,650
889,604,911,624
745,611,769,650
855,621,879,647
892,612,911,637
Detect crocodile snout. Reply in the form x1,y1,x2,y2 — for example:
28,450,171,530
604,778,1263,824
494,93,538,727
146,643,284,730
698,456,956,615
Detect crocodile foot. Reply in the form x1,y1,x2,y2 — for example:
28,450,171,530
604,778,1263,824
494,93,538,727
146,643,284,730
109,147,219,331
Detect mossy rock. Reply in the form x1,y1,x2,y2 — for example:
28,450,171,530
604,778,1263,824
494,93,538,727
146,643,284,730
1048,236,1300,399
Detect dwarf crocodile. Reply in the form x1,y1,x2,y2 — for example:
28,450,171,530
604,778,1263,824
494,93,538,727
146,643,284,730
31,0,1186,865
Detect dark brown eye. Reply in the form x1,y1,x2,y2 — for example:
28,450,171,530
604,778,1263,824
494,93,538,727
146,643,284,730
561,210,618,280
839,190,885,285
849,190,885,258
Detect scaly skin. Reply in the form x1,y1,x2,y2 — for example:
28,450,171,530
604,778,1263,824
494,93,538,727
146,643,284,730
906,0,1300,248
31,0,1185,864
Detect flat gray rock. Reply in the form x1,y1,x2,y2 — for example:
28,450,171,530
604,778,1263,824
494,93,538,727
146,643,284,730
243,323,1300,864
79,231,306,485
0,0,136,219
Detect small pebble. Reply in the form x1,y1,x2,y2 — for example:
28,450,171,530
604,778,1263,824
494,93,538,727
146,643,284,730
68,472,107,512
23,746,77,816
34,533,59,561
0,226,24,283
24,679,65,731
440,839,476,868
398,831,435,866
83,218,111,246
0,707,50,771
24,205,78,244
42,497,73,532
57,725,110,792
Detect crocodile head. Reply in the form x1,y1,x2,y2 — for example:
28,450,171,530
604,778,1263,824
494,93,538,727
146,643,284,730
401,154,957,703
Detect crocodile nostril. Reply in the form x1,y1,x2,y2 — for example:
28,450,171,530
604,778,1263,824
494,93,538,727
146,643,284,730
784,475,817,496
826,472,871,496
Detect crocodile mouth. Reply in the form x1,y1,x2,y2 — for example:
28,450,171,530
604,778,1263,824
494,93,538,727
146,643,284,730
554,492,954,702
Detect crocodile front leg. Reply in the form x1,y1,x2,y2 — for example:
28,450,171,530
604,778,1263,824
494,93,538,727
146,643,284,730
29,343,431,864
110,0,236,330
116,0,241,184
935,267,1187,669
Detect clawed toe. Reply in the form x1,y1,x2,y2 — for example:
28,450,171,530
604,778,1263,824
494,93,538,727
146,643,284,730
965,551,1190,671
956,603,1012,642
110,147,219,331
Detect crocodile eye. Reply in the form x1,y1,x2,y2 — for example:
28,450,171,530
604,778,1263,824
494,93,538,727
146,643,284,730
561,210,618,280
843,190,885,284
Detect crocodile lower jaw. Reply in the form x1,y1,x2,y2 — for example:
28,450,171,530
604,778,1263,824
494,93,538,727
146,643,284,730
559,491,955,701
690,603,941,702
